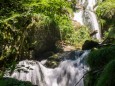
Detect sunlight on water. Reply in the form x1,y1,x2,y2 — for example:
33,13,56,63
4,50,90,86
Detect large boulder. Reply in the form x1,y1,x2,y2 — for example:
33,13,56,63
82,40,99,50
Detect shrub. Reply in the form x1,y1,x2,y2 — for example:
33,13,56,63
96,60,115,86
0,0,74,68
86,46,115,86
96,0,115,40
69,26,91,48
87,46,115,70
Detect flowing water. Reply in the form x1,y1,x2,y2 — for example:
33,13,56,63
3,1,102,86
4,50,90,86
73,0,101,41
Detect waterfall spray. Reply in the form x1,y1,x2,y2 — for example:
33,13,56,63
4,50,90,86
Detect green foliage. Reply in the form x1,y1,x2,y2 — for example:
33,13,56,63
45,54,60,68
96,0,115,40
0,0,77,73
96,60,115,86
0,0,25,21
86,46,115,86
0,0,91,79
69,26,91,48
78,33,115,86
84,70,100,86
0,77,33,86
22,0,73,16
87,46,115,70
96,0,115,19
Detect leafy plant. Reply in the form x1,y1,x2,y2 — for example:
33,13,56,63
96,0,115,40
96,60,115,86
69,26,91,48
0,0,76,73
87,46,115,70
0,77,33,86
86,46,115,86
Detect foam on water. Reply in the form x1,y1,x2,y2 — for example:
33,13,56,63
4,50,90,86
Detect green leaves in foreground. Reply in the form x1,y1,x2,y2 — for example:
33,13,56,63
86,46,115,86
87,46,115,70
96,60,115,86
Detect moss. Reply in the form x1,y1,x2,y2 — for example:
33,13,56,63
0,0,74,69
0,77,33,86
86,46,115,86
45,54,60,68
84,71,100,86
96,60,115,86
87,46,115,70
0,71,4,78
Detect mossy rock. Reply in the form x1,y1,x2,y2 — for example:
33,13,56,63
96,60,115,86
86,46,115,86
0,77,33,86
87,46,115,70
45,54,60,68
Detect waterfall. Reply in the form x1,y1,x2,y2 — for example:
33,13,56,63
73,0,101,41
4,50,90,86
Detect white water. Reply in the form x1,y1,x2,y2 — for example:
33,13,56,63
74,11,84,25
73,0,101,41
3,1,102,85
4,50,90,86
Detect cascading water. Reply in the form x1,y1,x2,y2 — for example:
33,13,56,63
4,50,90,86
73,0,101,41
3,1,101,85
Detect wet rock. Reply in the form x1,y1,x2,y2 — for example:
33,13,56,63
82,40,99,50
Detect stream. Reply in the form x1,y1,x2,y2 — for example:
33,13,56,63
4,0,102,86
